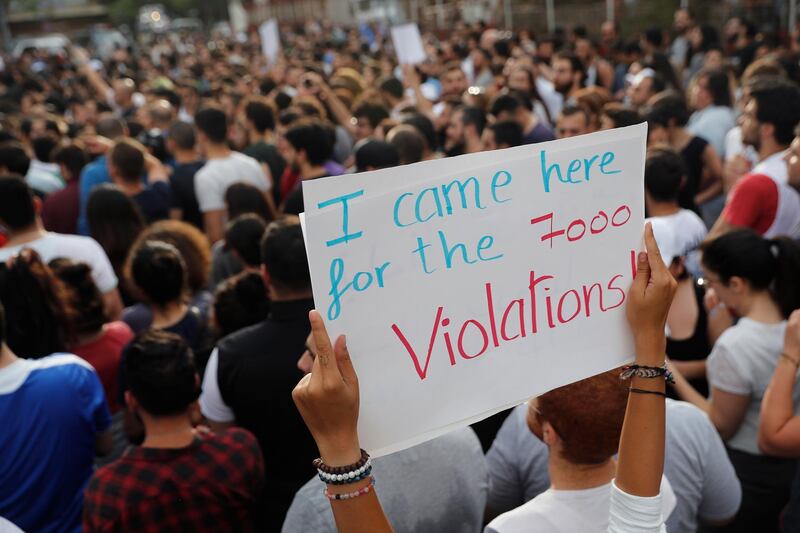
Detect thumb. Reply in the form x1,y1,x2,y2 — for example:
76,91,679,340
334,335,358,385
632,249,651,295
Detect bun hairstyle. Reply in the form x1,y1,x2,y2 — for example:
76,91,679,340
50,258,107,336
701,229,800,318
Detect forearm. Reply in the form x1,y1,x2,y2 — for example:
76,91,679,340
671,364,711,412
760,358,798,452
670,359,706,381
695,179,723,204
321,86,357,137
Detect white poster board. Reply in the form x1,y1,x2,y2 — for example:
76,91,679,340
259,19,280,65
301,124,648,456
391,23,427,65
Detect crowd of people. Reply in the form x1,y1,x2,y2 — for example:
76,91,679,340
2,6,800,531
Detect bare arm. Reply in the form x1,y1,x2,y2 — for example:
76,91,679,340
671,368,751,440
74,47,113,102
203,210,226,244
402,65,434,118
758,311,800,456
102,288,123,321
670,359,706,380
706,216,737,242
695,144,724,205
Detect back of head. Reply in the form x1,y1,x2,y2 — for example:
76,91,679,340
535,369,628,465
32,137,57,163
645,146,685,203
52,144,89,181
699,69,732,107
602,103,642,128
110,138,146,183
490,92,524,118
194,106,228,144
355,140,400,172
387,125,425,165
213,271,269,337
284,120,333,166
490,121,523,148
701,230,800,318
87,183,145,255
125,330,199,417
646,92,690,128
130,240,187,306
378,77,404,101
225,214,267,268
353,102,390,129
0,175,36,231
244,97,276,134
260,218,311,294
461,106,487,135
50,258,106,336
225,182,273,221
96,116,127,140
750,81,800,145
167,120,196,151
0,143,31,176
401,113,437,153
135,221,211,294
0,249,74,358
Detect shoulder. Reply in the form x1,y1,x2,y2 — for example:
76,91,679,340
50,233,107,255
217,320,269,354
232,151,261,168
666,399,713,433
105,321,135,341
23,353,100,392
735,173,777,194
486,495,553,532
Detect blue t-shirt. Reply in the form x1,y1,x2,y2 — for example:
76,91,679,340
77,156,111,235
0,354,111,532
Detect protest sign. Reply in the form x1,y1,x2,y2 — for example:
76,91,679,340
391,23,427,65
259,19,280,65
301,124,648,456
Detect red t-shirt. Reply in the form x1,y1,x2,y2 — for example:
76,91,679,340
72,321,134,413
722,173,778,235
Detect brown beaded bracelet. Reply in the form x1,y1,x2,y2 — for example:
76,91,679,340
313,449,370,475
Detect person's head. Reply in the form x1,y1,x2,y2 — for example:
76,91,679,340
627,69,666,108
387,125,425,165
0,175,37,232
282,120,333,172
50,259,107,337
701,230,800,318
556,105,590,138
355,140,400,172
783,124,800,189
600,103,642,130
507,67,535,95
260,218,311,299
87,184,145,273
0,143,31,176
689,69,731,110
225,214,267,269
528,369,628,465
131,220,211,295
52,143,88,183
124,330,200,420
447,106,486,148
482,120,523,151
130,240,188,307
674,7,693,33
552,52,586,95
0,248,75,358
378,77,404,105
645,146,685,207
441,63,469,97
95,115,127,140
353,102,390,141
31,136,57,164
224,182,273,222
401,113,437,156
108,138,146,184
740,81,800,151
194,106,229,148
166,120,196,155
112,78,136,108
212,271,270,338
242,96,276,136
646,92,691,138
490,92,528,126
139,99,174,130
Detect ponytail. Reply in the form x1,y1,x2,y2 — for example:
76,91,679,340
701,230,800,319
770,236,800,318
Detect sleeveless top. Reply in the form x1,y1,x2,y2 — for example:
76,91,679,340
679,136,708,215
666,281,710,398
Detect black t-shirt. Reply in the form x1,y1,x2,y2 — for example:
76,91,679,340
216,298,317,529
282,175,329,215
244,142,286,204
170,161,205,229
133,181,172,224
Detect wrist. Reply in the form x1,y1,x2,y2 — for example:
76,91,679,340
318,437,361,466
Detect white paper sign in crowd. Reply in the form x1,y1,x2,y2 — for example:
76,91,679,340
301,124,648,456
390,23,427,65
259,19,280,65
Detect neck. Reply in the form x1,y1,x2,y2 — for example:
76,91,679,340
523,112,539,133
758,140,786,162
4,221,46,247
117,180,144,195
742,291,785,324
269,287,313,302
465,135,483,154
0,344,19,370
253,130,274,145
548,453,616,491
173,149,199,164
669,127,690,146
151,300,188,328
141,411,196,449
299,163,327,180
205,143,232,160
647,200,680,217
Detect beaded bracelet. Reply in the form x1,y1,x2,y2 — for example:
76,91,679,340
313,449,370,475
324,476,376,501
781,352,800,368
317,461,373,485
620,364,674,385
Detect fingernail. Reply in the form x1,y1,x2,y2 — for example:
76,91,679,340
342,335,347,350
638,252,647,263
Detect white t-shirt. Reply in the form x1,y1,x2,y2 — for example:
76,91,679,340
707,318,798,455
753,150,789,184
486,477,675,533
194,152,271,213
0,232,117,293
